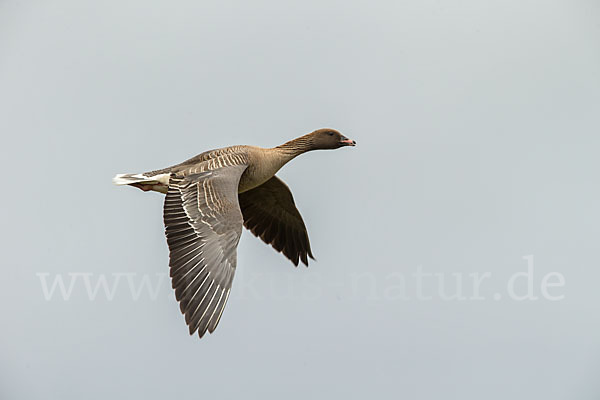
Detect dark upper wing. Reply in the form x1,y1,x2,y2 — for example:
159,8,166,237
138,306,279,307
238,176,314,266
163,165,247,338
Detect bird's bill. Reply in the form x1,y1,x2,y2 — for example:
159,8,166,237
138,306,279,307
340,137,356,146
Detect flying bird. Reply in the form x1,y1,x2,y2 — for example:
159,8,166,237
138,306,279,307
113,128,356,337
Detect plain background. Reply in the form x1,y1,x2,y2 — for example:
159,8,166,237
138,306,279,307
1,0,599,398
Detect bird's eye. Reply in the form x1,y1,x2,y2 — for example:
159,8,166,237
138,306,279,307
328,131,334,136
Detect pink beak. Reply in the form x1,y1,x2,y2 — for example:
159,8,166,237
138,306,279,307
340,137,357,146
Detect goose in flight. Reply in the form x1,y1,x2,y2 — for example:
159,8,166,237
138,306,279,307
113,128,356,337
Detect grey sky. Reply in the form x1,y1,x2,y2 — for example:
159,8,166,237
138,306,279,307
1,0,599,399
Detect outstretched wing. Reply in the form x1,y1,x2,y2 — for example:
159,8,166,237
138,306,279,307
163,165,247,338
239,176,314,266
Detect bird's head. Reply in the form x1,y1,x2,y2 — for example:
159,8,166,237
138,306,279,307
309,128,356,150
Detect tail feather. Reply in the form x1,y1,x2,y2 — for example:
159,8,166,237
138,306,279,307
113,172,170,193
112,173,160,186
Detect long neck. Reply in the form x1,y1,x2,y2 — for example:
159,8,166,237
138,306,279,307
252,134,316,180
273,134,315,160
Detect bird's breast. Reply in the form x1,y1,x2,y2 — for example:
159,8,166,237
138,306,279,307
238,164,277,193
236,147,291,193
